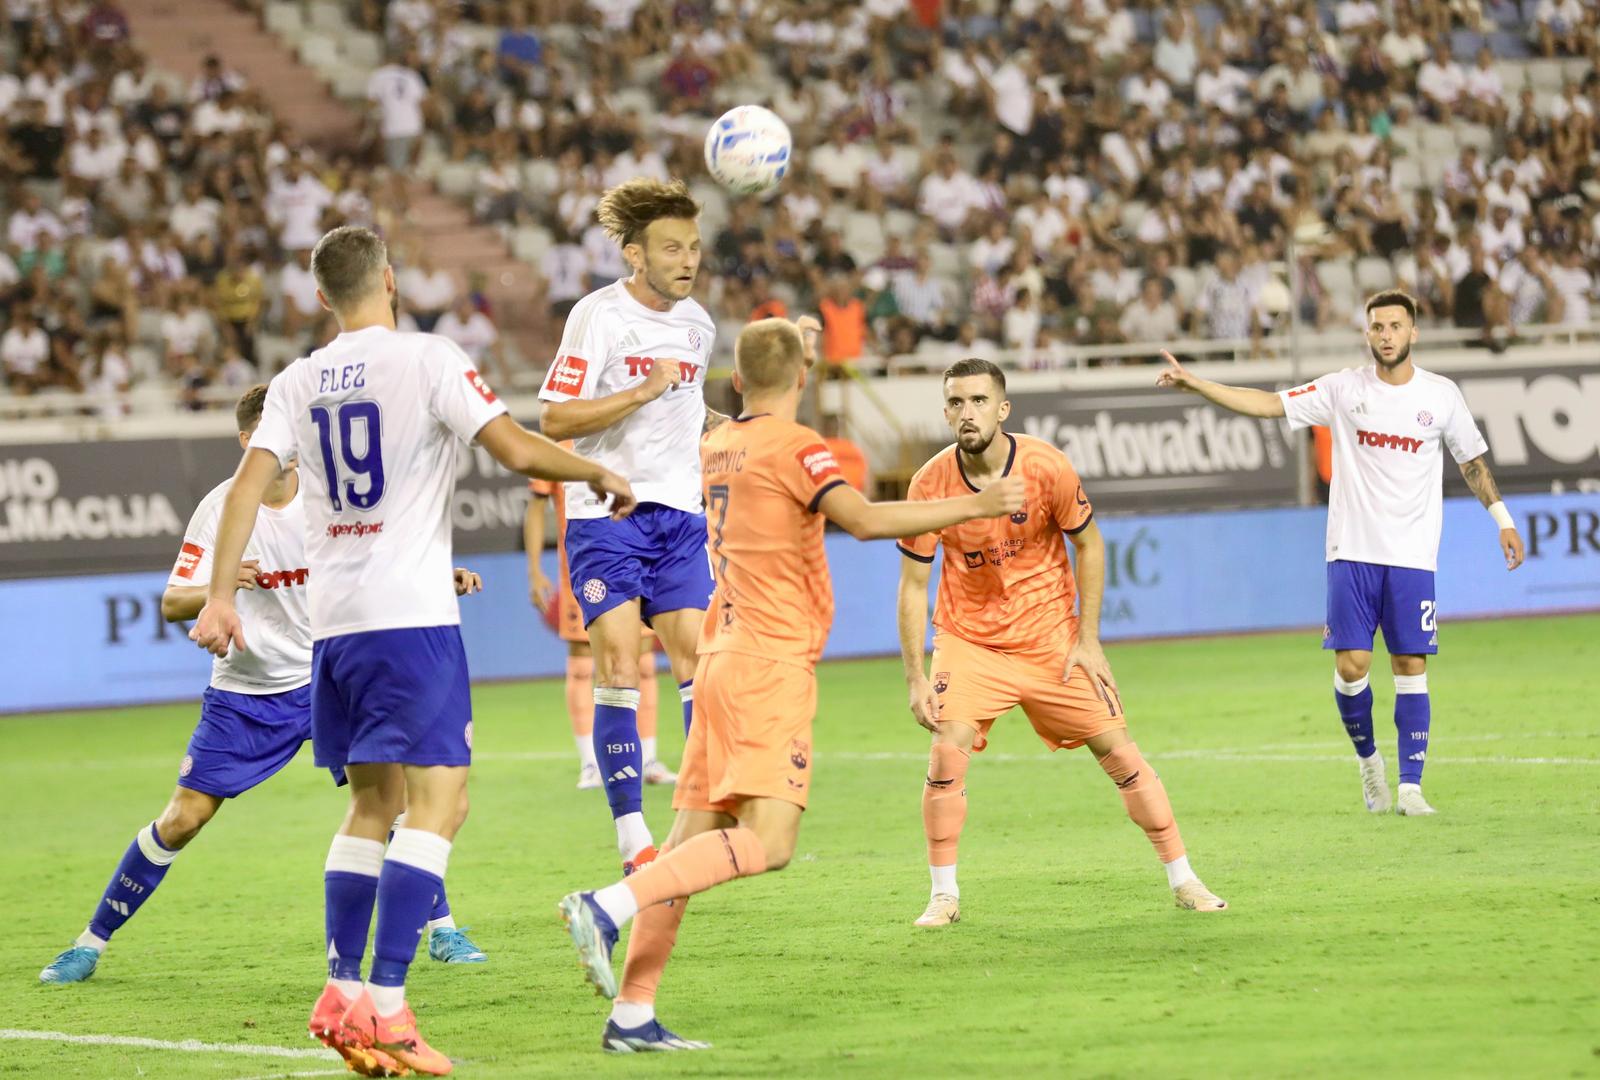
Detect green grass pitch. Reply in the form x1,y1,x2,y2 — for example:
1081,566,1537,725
4,614,1597,1078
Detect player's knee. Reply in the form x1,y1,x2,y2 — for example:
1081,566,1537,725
596,648,642,689
758,834,795,872
158,792,218,848
1391,655,1427,677
931,721,976,752
1334,654,1370,683
452,786,471,832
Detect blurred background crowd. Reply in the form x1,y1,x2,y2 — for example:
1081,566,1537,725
2,0,1597,412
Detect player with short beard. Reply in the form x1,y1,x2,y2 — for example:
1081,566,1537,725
1157,289,1524,816
536,179,723,875
896,358,1227,928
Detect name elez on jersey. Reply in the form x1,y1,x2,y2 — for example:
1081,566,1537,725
318,363,367,393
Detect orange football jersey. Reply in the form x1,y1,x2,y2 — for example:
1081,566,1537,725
699,414,847,670
899,432,1093,652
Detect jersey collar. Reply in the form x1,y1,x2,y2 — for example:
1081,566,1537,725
956,432,1016,493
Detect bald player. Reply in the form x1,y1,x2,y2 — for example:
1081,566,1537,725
897,357,1226,927
556,319,1024,1053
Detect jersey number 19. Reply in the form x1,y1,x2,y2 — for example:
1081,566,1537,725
310,401,386,511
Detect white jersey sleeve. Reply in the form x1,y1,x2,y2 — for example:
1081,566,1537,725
539,298,612,403
428,336,509,442
1278,370,1350,430
168,478,313,694
1440,380,1489,464
169,486,220,587
252,366,308,468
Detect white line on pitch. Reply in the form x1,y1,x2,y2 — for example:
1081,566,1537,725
0,1028,339,1061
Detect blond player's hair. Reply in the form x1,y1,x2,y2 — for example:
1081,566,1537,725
596,178,700,248
735,318,805,393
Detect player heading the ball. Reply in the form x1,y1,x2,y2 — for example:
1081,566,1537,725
537,178,724,875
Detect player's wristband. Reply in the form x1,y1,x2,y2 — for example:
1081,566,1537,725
1488,501,1515,531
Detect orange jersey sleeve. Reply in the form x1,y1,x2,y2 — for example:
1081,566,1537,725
903,433,1085,652
699,415,846,669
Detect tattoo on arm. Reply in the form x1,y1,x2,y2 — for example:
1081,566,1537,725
1460,455,1502,508
704,407,729,434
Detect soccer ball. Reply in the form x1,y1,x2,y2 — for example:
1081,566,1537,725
704,106,792,197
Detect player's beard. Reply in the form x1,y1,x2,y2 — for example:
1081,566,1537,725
956,425,996,454
645,265,694,303
1369,340,1411,368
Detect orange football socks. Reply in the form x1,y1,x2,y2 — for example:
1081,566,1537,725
1098,743,1185,863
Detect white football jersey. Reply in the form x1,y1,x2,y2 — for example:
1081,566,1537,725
169,476,311,694
251,326,508,639
1280,364,1488,572
538,280,716,520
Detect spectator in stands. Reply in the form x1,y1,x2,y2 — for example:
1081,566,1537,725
213,251,263,367
1547,246,1597,326
1119,276,1183,349
1,304,50,393
921,154,979,241
7,191,63,254
160,283,215,376
1193,248,1262,343
435,294,505,381
1452,244,1510,348
1531,0,1590,56
367,47,430,171
1498,246,1563,327
497,2,543,88
819,275,870,368
190,54,244,103
265,156,332,253
278,247,323,342
81,328,133,418
661,41,716,106
1416,40,1467,120
398,250,456,333
811,127,867,195
530,227,583,321
1002,286,1041,357
892,251,956,340
1477,201,1528,264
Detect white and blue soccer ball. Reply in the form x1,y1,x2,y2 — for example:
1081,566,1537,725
704,105,792,197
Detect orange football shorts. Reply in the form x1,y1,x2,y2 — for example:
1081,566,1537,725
929,630,1124,752
673,651,815,813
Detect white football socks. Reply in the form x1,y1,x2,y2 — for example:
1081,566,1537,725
1164,854,1198,889
930,864,959,899
611,1000,655,1028
616,812,653,861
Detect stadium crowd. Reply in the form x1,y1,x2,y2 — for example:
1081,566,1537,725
368,0,1599,370
0,0,505,411
2,0,1598,408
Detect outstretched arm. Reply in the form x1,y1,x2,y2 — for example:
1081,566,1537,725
817,478,1025,541
476,415,636,519
1155,350,1286,418
1458,453,1524,570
